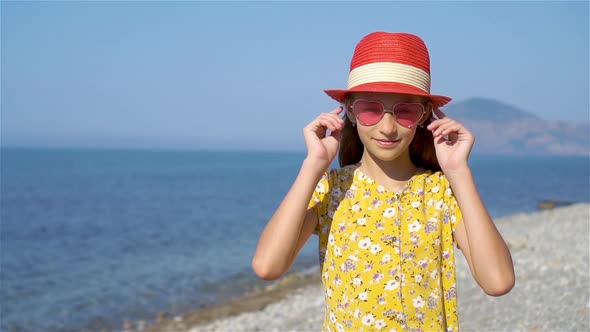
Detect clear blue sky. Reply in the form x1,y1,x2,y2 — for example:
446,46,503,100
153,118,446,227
2,1,588,151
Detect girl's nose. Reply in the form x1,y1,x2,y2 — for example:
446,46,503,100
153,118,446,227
378,112,398,134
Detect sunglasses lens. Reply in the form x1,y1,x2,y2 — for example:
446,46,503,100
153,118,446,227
394,103,424,127
353,100,384,126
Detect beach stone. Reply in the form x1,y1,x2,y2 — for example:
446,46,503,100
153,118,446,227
155,312,169,323
136,320,146,330
506,237,528,250
123,320,133,330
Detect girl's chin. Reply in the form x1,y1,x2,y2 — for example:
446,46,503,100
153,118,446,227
364,147,407,162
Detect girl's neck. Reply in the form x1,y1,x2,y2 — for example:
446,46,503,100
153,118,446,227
357,150,418,183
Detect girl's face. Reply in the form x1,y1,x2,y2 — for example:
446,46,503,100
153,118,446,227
347,92,429,163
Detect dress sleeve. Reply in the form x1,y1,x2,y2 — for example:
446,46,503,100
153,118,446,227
441,174,463,245
308,171,330,235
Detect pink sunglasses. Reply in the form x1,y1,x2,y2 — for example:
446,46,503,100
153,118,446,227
350,99,426,127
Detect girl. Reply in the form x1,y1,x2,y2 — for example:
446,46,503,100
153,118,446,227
252,32,514,331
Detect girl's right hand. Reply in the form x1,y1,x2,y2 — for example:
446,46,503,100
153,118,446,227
303,106,345,168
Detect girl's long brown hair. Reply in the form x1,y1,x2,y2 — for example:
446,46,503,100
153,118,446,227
338,99,441,172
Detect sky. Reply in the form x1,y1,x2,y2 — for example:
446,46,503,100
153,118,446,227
2,1,589,151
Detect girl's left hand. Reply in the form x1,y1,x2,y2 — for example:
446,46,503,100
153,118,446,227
427,108,475,172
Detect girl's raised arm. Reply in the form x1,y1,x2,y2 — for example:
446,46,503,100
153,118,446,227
428,108,515,296
252,107,344,280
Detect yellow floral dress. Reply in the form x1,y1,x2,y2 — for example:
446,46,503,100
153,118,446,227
308,165,462,332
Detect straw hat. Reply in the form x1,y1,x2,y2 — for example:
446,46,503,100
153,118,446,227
324,32,451,108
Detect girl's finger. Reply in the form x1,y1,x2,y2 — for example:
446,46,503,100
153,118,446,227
319,117,344,132
330,106,344,115
319,112,345,124
426,117,452,130
433,122,463,138
318,115,344,131
429,119,455,134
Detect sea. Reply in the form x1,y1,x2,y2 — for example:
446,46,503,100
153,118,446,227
1,148,589,332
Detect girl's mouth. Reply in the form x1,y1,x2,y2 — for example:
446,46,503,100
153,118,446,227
374,139,400,147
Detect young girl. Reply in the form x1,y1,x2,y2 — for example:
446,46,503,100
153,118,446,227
252,32,514,331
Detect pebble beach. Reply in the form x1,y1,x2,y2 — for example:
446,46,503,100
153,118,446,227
135,203,590,332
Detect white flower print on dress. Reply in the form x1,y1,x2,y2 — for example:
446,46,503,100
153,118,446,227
352,203,361,212
409,220,422,232
361,313,375,326
370,244,382,255
358,291,368,301
435,199,444,210
356,217,367,225
328,234,335,246
413,295,425,308
358,238,372,250
373,200,383,209
334,245,342,257
353,308,361,318
336,323,345,332
384,279,399,290
383,208,396,218
330,311,337,323
415,274,423,283
331,188,342,197
431,268,439,279
381,253,391,264
411,201,421,208
353,277,362,286
316,182,326,194
377,185,386,194
431,186,440,193
374,319,387,330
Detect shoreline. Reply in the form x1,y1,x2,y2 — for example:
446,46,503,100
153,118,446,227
135,268,322,332
128,203,590,332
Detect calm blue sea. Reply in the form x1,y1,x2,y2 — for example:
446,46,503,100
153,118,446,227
1,148,589,332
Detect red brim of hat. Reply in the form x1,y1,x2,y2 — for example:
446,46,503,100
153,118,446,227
324,82,452,108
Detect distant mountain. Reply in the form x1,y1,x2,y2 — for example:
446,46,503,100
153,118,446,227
444,98,589,156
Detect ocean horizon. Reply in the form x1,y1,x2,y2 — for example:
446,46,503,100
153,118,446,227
1,147,589,332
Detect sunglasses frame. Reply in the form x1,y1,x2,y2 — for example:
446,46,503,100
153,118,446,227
349,99,427,128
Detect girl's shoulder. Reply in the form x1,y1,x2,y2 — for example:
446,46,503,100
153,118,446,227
320,165,358,191
416,169,445,181
326,164,358,180
412,169,454,192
